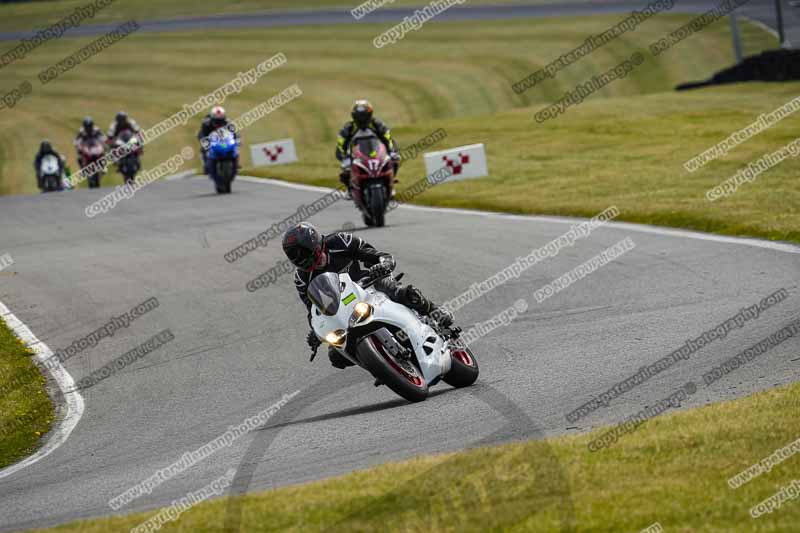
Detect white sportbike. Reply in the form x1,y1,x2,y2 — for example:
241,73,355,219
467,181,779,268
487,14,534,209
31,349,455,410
308,270,479,402
39,154,63,192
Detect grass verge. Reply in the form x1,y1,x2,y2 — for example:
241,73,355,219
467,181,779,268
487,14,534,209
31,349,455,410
250,81,800,244
0,15,775,194
38,376,800,531
0,316,54,470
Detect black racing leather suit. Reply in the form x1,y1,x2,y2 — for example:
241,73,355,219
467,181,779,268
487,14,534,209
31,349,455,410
107,118,141,144
197,117,239,171
335,118,397,162
293,231,438,368
74,126,106,148
335,118,399,186
198,117,235,141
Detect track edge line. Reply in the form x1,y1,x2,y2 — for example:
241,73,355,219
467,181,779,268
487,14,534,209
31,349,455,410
231,174,800,255
0,301,85,481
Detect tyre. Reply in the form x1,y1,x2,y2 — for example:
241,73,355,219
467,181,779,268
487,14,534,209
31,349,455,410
89,175,100,188
123,161,138,185
368,187,386,227
43,175,59,192
218,160,235,194
357,335,428,402
443,344,479,388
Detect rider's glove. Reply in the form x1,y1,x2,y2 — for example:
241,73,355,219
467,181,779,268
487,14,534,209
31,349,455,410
379,255,396,272
369,256,395,278
307,330,322,351
390,152,401,162
339,158,352,181
369,265,387,278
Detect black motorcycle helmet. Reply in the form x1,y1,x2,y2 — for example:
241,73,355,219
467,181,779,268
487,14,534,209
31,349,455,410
82,116,94,132
116,111,128,124
283,223,324,270
351,99,373,129
40,139,53,153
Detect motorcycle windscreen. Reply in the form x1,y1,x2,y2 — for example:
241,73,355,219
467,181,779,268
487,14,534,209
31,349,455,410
40,155,59,173
355,137,381,157
212,129,235,146
307,272,342,316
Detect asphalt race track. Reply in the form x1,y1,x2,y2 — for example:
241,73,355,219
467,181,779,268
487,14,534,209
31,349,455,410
1,0,800,529
0,175,798,531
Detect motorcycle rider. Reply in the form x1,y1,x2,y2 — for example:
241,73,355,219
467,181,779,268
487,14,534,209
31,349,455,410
197,106,238,174
335,100,400,192
74,116,106,167
106,111,141,146
282,222,453,368
33,140,66,191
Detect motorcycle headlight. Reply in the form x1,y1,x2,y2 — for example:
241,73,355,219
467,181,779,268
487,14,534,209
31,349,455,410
350,302,372,325
324,329,347,347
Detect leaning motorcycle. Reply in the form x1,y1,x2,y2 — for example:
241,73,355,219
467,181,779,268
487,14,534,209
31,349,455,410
346,129,396,227
308,269,478,402
77,138,106,188
113,130,142,184
207,129,239,194
38,154,63,193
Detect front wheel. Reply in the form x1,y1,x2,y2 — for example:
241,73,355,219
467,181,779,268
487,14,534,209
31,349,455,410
216,160,235,194
368,186,386,227
88,174,100,188
43,175,60,192
443,344,479,388
121,159,139,184
357,335,428,402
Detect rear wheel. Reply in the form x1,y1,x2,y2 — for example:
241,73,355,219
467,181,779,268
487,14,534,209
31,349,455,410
357,335,428,402
443,344,479,388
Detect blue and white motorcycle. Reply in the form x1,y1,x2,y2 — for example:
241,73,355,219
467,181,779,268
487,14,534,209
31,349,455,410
206,129,239,194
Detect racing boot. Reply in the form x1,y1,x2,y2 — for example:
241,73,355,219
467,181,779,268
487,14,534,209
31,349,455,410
403,286,453,329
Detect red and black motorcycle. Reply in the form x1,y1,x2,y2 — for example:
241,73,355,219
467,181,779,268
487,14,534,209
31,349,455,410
346,130,396,227
77,137,106,188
